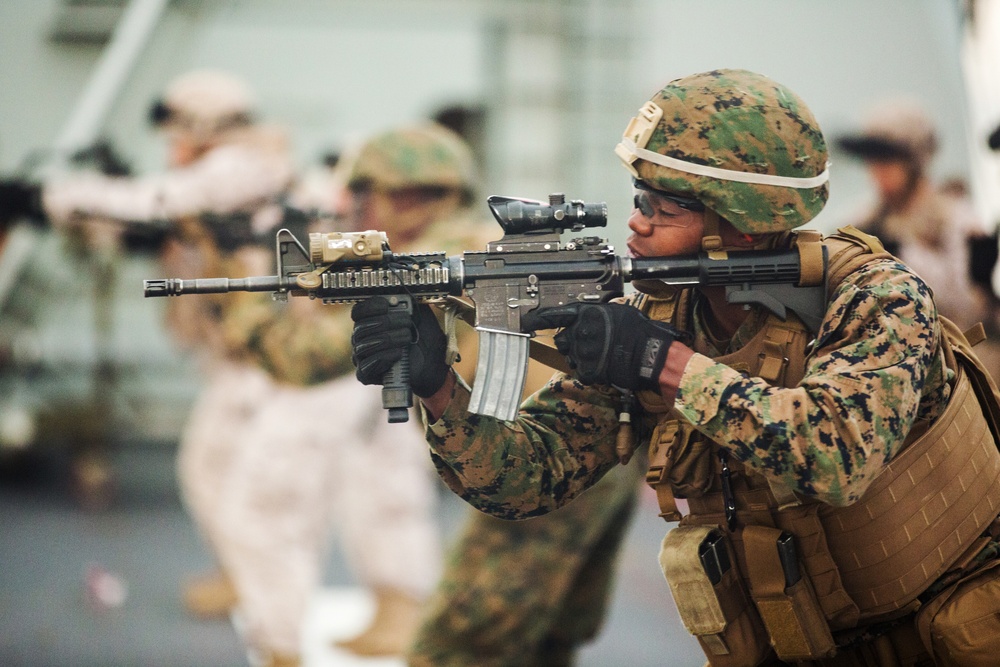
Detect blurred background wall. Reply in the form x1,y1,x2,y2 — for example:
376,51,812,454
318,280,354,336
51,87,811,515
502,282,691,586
0,0,995,450
0,0,987,228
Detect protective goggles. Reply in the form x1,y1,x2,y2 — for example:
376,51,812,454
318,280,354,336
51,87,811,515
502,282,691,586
632,179,705,217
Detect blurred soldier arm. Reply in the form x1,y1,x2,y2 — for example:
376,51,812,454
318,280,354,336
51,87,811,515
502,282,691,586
221,296,357,386
41,140,294,225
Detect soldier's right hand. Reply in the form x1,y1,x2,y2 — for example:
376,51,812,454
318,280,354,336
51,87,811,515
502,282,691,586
351,297,449,398
522,302,678,391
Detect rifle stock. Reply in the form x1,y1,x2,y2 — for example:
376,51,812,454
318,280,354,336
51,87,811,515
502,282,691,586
144,194,828,423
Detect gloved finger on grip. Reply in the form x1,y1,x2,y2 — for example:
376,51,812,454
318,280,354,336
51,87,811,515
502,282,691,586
351,296,393,321
351,317,412,348
354,353,399,385
352,329,408,383
520,303,585,332
411,302,444,340
574,307,612,356
352,332,409,360
553,329,571,355
351,301,412,385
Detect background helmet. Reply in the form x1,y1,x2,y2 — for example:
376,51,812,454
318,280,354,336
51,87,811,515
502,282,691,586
615,69,830,234
149,69,256,142
837,98,938,171
346,122,478,203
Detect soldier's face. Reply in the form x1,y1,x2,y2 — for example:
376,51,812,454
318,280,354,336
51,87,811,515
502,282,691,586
867,160,910,200
167,132,204,168
347,186,455,243
626,189,705,258
348,187,420,230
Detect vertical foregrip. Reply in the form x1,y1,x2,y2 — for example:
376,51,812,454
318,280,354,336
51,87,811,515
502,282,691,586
380,294,414,423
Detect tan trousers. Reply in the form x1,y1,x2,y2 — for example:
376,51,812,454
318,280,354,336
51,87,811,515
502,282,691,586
178,364,442,656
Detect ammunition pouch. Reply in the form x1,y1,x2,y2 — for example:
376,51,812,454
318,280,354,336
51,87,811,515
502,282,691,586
660,525,770,667
743,525,835,662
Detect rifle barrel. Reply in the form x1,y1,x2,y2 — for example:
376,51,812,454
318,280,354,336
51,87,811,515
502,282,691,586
143,276,288,297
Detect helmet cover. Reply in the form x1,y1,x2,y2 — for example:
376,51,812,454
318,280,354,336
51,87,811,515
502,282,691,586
347,123,478,199
615,69,830,233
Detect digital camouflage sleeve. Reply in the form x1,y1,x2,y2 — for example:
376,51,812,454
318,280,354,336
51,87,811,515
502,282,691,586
425,258,951,518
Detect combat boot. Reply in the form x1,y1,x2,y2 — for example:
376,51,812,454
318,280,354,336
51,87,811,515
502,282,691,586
335,587,423,657
182,569,238,619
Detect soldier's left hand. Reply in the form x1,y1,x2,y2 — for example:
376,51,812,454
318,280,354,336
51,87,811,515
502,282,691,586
521,302,679,391
351,297,449,398
0,179,45,228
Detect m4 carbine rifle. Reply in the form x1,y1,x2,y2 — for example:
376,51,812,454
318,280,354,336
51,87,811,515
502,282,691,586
144,194,828,424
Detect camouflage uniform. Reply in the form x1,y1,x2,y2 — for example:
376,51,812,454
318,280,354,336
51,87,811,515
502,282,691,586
408,462,642,667
409,71,1000,665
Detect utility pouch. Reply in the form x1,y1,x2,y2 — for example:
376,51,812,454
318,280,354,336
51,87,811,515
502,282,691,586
743,525,835,661
660,525,770,667
915,559,1000,666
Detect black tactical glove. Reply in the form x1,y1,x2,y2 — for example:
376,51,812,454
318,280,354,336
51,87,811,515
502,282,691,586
0,180,45,228
351,296,450,398
522,302,679,391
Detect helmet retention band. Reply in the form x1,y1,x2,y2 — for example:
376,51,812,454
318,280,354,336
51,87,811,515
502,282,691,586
617,137,830,189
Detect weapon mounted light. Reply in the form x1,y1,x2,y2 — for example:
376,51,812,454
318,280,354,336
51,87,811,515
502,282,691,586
309,230,389,264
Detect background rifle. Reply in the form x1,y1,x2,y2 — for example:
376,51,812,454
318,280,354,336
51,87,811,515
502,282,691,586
145,194,828,423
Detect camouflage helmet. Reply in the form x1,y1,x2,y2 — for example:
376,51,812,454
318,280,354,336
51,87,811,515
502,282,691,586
615,69,830,234
346,123,478,201
150,69,256,141
837,98,938,170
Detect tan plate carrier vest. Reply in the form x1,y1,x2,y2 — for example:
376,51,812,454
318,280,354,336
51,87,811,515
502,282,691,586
640,227,1000,664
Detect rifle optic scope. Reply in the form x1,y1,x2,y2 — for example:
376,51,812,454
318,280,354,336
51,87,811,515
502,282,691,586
488,194,607,235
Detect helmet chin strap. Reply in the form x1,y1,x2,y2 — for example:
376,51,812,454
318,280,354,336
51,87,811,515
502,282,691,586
700,208,724,252
700,208,773,252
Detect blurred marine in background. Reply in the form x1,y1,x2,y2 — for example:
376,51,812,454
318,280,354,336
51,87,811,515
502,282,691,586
0,69,309,665
837,98,993,331
217,125,458,663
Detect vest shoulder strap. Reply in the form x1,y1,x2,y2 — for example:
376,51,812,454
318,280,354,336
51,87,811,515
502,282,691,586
940,316,1000,446
823,226,896,298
